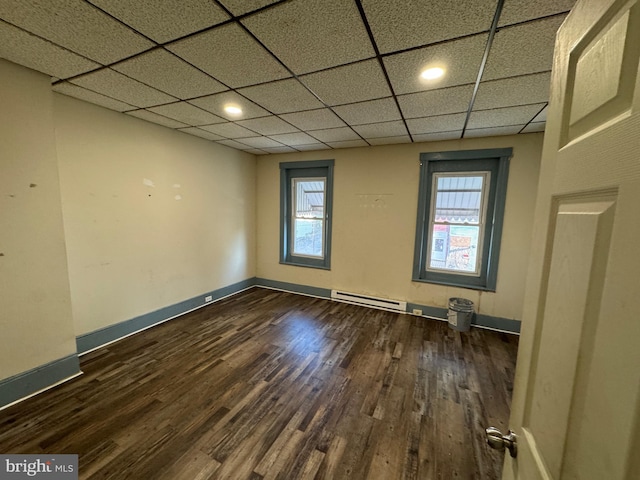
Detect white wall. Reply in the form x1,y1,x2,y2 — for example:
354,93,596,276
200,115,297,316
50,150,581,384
256,134,543,322
0,60,76,380
54,94,257,336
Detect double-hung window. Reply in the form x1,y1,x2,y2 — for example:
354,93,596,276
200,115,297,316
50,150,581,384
280,160,334,269
413,148,511,291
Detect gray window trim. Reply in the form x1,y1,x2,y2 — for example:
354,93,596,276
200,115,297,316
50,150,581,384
412,148,512,291
280,159,334,269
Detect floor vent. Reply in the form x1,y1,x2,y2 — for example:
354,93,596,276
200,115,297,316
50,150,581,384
330,290,407,313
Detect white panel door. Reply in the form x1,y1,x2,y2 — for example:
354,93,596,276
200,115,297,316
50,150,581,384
500,0,640,478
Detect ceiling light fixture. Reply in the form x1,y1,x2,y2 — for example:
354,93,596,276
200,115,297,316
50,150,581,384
224,104,242,116
420,67,445,80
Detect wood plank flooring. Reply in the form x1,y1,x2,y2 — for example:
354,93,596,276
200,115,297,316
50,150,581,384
0,288,518,479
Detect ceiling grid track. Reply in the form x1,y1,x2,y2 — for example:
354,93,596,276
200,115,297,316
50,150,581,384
460,0,506,138
354,0,413,143
0,0,570,152
213,0,372,147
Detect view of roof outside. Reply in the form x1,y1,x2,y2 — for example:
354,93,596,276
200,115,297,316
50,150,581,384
429,174,487,274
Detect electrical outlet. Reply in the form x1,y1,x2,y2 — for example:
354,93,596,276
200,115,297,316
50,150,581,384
205,295,213,303
412,308,423,316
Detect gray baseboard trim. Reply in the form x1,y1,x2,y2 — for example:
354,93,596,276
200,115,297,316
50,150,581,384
76,278,256,354
255,278,332,298
0,354,81,410
406,302,449,320
254,279,521,334
407,302,521,334
76,275,519,357
474,313,521,334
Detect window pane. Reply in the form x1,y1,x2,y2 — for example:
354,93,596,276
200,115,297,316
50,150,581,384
434,175,484,224
293,219,323,257
295,180,325,219
428,224,480,273
292,178,325,258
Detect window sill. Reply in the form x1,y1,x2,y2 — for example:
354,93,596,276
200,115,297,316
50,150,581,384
411,276,496,292
280,260,331,270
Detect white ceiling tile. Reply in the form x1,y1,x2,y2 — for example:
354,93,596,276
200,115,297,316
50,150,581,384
236,136,284,148
367,135,411,145
533,105,548,122
245,148,269,155
332,98,401,125
217,0,281,17
521,122,546,133
178,127,224,141
353,121,408,139
295,143,331,151
326,140,368,149
279,109,345,130
0,20,99,78
148,102,225,126
70,68,177,107
188,91,271,120
235,145,263,152
241,0,374,74
53,82,136,112
0,0,565,150
413,131,462,142
474,72,551,110
406,113,467,135
307,127,361,143
484,16,566,81
217,139,252,150
383,34,487,95
199,122,257,138
113,49,227,99
397,84,474,119
262,145,297,153
236,116,299,135
464,125,525,138
361,0,497,53
468,104,546,129
268,132,319,146
0,0,153,63
166,23,290,88
499,0,576,27
237,78,324,114
89,0,230,43
300,60,391,106
126,109,188,128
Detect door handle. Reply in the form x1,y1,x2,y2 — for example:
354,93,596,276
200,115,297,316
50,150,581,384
485,427,517,458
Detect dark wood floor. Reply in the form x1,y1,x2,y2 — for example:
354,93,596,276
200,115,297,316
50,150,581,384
0,288,518,479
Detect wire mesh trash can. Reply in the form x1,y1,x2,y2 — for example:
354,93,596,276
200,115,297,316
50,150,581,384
447,297,474,332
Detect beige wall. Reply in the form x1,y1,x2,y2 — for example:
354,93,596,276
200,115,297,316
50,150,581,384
54,95,256,336
0,55,539,389
0,60,77,380
256,134,543,322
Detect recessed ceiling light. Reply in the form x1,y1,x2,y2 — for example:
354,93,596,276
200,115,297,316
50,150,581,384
420,67,445,80
224,104,242,116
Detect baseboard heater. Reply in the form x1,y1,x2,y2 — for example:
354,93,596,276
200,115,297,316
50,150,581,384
330,290,407,313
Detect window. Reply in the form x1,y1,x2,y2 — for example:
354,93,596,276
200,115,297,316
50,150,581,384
280,160,334,269
413,148,511,291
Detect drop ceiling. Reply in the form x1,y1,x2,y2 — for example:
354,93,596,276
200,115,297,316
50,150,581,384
0,0,575,155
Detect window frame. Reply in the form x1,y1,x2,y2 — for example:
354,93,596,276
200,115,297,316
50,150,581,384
412,148,512,291
280,159,334,269
426,170,491,276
